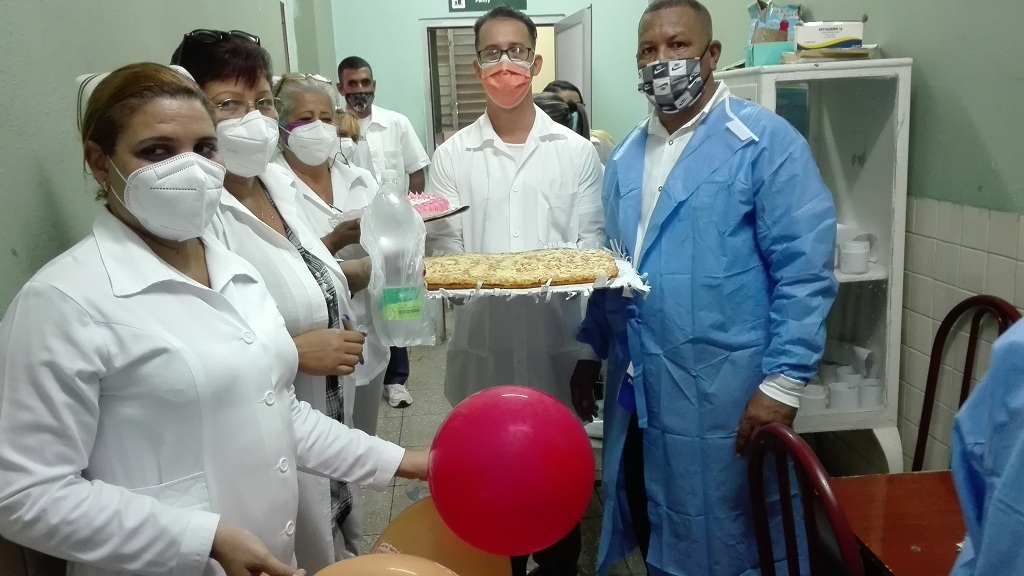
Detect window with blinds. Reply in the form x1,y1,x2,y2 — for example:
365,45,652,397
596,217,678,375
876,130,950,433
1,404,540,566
429,27,488,142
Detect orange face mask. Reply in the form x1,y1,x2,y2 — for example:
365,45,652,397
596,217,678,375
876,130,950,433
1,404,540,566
480,60,533,109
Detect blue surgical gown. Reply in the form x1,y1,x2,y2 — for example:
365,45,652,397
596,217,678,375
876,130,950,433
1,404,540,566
579,96,837,576
951,321,1024,575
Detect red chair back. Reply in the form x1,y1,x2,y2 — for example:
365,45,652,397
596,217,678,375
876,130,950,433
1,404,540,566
913,295,1020,471
748,424,864,576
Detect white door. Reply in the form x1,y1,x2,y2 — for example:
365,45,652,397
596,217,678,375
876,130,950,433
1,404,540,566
554,6,592,112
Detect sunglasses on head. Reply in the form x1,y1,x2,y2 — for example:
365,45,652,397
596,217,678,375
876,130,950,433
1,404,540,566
171,29,260,65
274,72,332,97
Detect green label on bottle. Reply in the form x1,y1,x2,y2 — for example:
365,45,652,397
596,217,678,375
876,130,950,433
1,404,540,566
381,287,423,321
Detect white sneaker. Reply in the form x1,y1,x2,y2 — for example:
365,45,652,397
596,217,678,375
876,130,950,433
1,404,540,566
585,419,604,439
383,383,413,408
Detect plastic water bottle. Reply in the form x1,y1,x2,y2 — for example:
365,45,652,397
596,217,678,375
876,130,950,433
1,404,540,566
362,169,428,346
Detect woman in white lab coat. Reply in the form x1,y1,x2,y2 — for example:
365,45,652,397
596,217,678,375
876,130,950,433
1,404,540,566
270,74,388,438
170,32,383,571
0,63,426,576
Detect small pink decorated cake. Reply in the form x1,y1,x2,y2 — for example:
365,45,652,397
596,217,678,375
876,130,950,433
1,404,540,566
409,194,452,217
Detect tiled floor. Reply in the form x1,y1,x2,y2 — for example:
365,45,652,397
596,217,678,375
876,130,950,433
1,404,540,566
359,320,646,575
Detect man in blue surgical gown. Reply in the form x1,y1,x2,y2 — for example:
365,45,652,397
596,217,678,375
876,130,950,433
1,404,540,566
950,321,1024,575
570,1,837,575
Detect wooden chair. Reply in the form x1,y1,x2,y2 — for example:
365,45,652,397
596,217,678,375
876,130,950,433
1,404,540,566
748,423,864,576
912,295,1021,471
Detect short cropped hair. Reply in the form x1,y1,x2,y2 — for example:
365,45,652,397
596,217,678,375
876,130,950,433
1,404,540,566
171,35,273,90
337,56,373,80
474,6,538,50
643,0,714,41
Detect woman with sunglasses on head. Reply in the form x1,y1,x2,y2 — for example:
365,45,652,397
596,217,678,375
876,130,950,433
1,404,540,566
271,73,388,563
171,30,414,570
0,62,425,576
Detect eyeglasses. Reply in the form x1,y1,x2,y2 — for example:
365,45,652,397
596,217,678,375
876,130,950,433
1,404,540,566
214,97,280,117
171,29,260,65
274,72,333,97
476,46,535,64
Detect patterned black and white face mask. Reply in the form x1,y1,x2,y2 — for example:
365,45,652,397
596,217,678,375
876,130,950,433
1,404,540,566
637,56,706,113
345,92,374,113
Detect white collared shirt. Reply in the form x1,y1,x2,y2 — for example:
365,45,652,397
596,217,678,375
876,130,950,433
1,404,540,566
273,155,391,386
0,210,403,576
423,107,606,406
637,82,731,258
349,104,430,191
425,106,605,255
209,164,369,417
210,164,357,338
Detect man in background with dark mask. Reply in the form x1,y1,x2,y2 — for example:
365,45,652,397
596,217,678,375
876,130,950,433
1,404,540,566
336,56,430,411
336,57,429,195
573,1,838,575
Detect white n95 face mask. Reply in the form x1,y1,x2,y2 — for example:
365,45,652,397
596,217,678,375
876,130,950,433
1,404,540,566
216,110,279,177
283,120,340,166
110,152,226,242
338,137,357,161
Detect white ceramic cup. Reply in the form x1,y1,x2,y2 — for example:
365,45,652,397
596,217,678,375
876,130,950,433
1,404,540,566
802,384,829,413
840,240,871,275
860,378,884,408
819,361,841,386
829,381,861,411
836,365,863,387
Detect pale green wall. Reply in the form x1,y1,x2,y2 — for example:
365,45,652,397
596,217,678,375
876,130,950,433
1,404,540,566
0,0,288,313
329,0,1024,215
293,0,339,78
330,0,653,145
706,0,1024,214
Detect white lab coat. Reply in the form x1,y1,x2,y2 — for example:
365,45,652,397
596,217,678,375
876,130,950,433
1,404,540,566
207,164,366,572
272,155,390,388
425,107,606,407
0,210,404,576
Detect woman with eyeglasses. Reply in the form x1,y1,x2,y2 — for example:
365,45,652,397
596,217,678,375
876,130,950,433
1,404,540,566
0,62,425,576
171,30,413,571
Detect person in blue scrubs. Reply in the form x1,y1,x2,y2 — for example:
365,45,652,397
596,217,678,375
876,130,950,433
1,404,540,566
950,321,1024,575
571,1,837,575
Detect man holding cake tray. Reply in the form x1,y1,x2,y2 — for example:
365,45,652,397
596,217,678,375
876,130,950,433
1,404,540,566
423,6,605,576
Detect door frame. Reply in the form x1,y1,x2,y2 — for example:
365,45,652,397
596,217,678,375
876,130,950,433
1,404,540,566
420,15,564,155
554,7,593,118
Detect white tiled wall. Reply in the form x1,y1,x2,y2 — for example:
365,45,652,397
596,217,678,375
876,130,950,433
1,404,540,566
899,197,1024,472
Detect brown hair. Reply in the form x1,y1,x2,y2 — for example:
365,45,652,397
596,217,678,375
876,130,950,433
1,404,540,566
81,63,214,199
335,108,361,140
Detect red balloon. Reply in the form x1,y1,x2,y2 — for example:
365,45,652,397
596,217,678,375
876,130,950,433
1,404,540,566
428,385,595,557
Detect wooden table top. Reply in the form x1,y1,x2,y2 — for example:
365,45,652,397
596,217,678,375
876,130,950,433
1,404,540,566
831,471,966,576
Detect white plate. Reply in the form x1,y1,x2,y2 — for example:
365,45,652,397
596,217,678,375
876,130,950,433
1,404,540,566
421,204,470,222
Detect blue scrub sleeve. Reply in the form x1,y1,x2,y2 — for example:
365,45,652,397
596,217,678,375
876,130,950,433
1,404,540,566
753,143,838,383
951,326,1024,574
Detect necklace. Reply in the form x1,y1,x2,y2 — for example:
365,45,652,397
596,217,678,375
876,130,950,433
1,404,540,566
254,179,281,226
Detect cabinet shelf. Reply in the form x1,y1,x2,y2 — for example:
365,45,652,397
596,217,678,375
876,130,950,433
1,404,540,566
794,407,889,434
719,59,912,471
836,262,888,283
